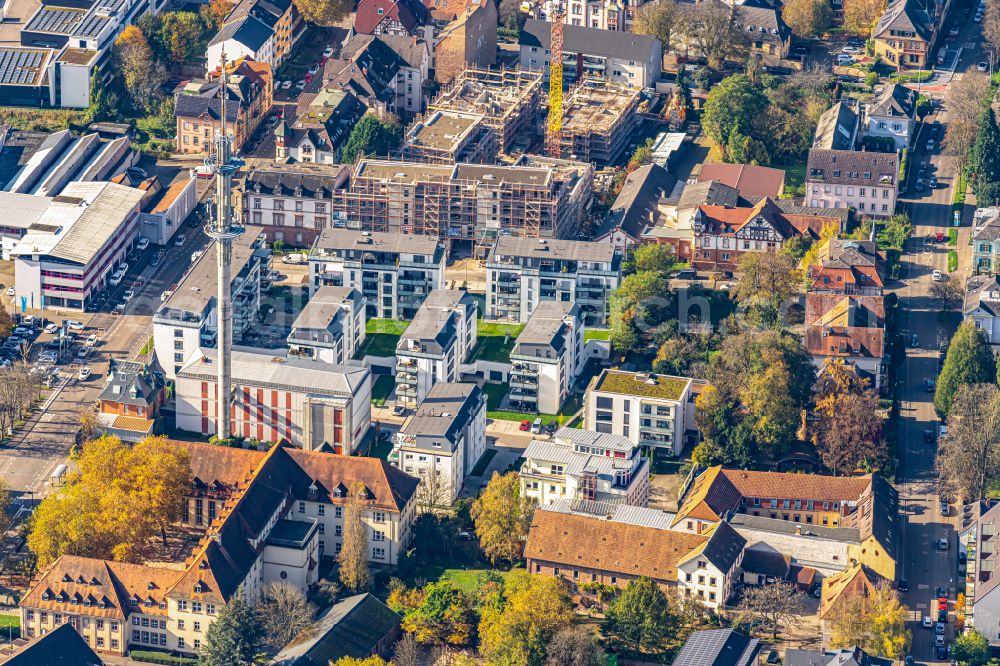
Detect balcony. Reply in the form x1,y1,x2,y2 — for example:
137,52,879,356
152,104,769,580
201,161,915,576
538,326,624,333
511,363,537,375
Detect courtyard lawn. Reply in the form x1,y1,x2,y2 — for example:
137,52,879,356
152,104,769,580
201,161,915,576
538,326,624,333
485,389,583,427
584,328,611,342
354,319,409,359
471,322,524,363
782,164,806,199
371,375,395,406
0,614,20,641
440,567,520,595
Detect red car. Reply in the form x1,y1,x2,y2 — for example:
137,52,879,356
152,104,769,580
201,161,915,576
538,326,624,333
519,420,531,431
938,600,948,611
934,232,945,242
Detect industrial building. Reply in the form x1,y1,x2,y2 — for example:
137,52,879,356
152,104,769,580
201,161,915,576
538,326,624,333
3,128,137,196
555,80,640,165
308,229,446,320
400,110,498,164
427,67,544,154
329,156,593,246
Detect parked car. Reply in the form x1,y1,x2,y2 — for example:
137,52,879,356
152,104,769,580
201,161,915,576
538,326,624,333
519,419,531,431
323,46,335,57
932,269,944,281
938,537,949,550
78,366,91,380
911,333,919,347
5,287,13,296
44,323,58,334
923,429,936,443
85,334,98,346
530,418,543,434
934,231,946,242
122,290,135,302
926,378,936,392
926,138,936,151
136,237,150,251
281,80,293,90
175,233,186,247
841,45,860,53
109,270,124,287
922,616,933,628
67,321,84,331
393,405,406,416
897,578,908,592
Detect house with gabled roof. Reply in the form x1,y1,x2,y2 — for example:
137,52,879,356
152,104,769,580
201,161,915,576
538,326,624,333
733,0,792,65
813,102,859,151
972,206,1000,275
19,443,419,658
872,0,936,70
354,0,430,37
4,621,105,665
864,83,917,151
965,275,1000,346
275,89,367,166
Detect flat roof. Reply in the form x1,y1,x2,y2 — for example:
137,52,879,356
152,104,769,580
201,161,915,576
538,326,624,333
399,290,468,344
290,286,358,332
24,5,86,34
12,182,145,265
563,84,638,133
312,228,441,256
400,382,479,439
405,110,484,152
454,163,551,187
355,160,455,184
354,159,553,187
57,47,97,66
0,192,53,230
727,512,861,543
0,47,51,86
514,301,574,346
161,228,265,314
593,369,691,401
491,236,617,262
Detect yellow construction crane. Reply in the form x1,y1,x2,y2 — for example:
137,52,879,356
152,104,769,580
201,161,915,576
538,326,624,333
546,13,564,158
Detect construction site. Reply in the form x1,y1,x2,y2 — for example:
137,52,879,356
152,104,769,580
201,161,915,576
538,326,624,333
428,67,545,155
399,109,499,164
328,157,594,251
554,79,641,165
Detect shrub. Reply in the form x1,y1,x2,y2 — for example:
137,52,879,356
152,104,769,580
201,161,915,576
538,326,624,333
947,250,958,272
129,650,199,666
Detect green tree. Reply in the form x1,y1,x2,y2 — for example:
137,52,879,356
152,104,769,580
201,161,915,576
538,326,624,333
935,322,998,416
604,577,677,656
780,0,832,38
608,271,669,354
936,383,1000,501
157,11,204,63
971,107,1000,207
875,213,912,251
341,114,403,163
388,581,476,646
781,235,813,263
200,593,267,666
954,628,992,666
733,251,799,316
916,95,932,120
479,571,574,666
293,0,353,24
632,0,686,52
632,243,675,274
702,74,767,154
471,472,534,564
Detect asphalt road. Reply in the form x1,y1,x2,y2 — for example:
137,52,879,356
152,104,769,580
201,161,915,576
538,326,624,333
894,56,977,666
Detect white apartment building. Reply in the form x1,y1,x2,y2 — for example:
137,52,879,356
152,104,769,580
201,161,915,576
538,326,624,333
11,181,145,312
520,427,650,506
509,301,584,415
585,369,695,456
543,0,629,30
805,149,898,217
676,521,746,611
308,229,446,320
486,237,622,326
175,347,372,453
152,228,271,379
863,84,916,152
395,290,478,408
287,286,366,364
393,382,487,504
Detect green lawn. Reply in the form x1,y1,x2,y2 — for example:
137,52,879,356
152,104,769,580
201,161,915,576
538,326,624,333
483,382,507,410
890,69,932,83
371,375,395,406
485,389,583,426
948,250,958,272
947,228,958,246
584,328,611,342
440,567,521,595
0,615,20,641
471,322,524,363
782,164,806,199
354,319,409,359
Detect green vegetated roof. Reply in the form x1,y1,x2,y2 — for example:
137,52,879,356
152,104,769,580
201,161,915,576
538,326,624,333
595,370,689,400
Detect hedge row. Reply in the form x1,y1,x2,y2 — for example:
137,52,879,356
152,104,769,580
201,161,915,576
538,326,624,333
129,650,198,666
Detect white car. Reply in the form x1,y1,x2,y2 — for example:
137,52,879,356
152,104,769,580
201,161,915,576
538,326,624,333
85,334,98,346
295,80,306,90
76,348,88,360
67,321,85,331
78,366,91,380
109,271,124,287
281,80,293,90
323,46,335,58
44,324,58,334
938,537,949,550
932,269,943,281
975,12,983,21
922,616,933,628
307,65,319,76
122,290,135,302
841,46,859,54
174,233,186,247
118,262,129,274
39,352,58,363
136,237,150,251
5,287,14,296
836,54,855,65
979,62,989,72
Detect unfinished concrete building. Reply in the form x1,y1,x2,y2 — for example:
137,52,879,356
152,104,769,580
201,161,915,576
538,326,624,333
328,156,593,246
428,67,544,154
400,110,498,164
556,79,640,165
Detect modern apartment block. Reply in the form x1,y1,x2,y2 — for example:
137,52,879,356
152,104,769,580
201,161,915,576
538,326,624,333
555,80,641,165
287,286,367,364
584,370,695,456
509,301,584,415
393,382,487,503
485,237,622,325
520,427,650,506
175,347,372,453
153,228,271,379
307,229,446,320
327,157,594,243
395,290,478,407
960,500,1000,646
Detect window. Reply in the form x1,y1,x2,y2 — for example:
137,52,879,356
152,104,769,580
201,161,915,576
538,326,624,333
192,601,202,613
318,505,325,516
373,511,385,522
194,622,201,631
178,600,187,611
299,501,306,513
373,547,386,559
335,507,343,518
178,620,185,630
178,638,185,649
207,604,215,615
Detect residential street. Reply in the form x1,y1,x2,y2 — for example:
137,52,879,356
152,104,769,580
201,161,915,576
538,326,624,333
895,72,975,666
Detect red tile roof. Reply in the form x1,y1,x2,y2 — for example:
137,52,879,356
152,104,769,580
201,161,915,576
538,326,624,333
697,164,786,198
355,0,428,33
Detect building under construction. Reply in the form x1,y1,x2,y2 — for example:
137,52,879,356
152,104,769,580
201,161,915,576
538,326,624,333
399,110,499,164
554,79,640,165
328,156,594,248
428,67,544,155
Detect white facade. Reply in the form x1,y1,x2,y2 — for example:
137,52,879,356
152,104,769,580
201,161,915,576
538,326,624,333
174,348,372,453
965,277,1000,345
509,301,584,415
140,178,198,246
287,287,367,364
395,383,487,504
206,36,274,74
806,183,897,217
865,113,913,152
543,0,628,30
585,370,692,456
395,290,478,407
677,549,741,611
520,428,650,507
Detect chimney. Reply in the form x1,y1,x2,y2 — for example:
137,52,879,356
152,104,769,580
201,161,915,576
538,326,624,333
795,524,802,535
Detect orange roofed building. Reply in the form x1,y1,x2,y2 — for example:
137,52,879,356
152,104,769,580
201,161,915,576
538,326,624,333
19,442,419,658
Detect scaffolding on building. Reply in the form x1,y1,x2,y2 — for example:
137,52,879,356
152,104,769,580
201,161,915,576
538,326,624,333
557,79,641,166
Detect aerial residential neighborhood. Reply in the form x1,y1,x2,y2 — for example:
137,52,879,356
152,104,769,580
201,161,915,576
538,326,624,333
0,0,998,661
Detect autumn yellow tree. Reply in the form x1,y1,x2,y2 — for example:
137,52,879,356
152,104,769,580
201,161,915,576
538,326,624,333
293,0,353,25
811,359,887,475
114,25,163,112
28,436,191,567
471,472,535,564
842,0,886,36
479,571,574,666
829,581,910,660
338,482,370,593
780,0,832,38
199,0,234,28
